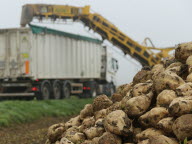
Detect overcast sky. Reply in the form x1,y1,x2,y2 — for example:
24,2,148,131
0,0,191,85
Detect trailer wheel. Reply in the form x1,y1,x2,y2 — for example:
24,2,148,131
0,86,6,93
41,82,51,100
90,89,97,98
109,83,116,96
104,83,115,96
62,84,71,98
53,81,62,99
110,85,115,95
83,81,98,98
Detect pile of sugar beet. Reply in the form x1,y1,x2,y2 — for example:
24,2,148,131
46,42,192,144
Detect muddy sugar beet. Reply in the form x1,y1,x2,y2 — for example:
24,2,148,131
45,42,192,144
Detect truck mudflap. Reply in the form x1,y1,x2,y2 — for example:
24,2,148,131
0,93,34,97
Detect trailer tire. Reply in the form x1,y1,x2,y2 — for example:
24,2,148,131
41,81,51,100
62,83,71,99
109,83,116,96
90,88,97,98
53,80,62,99
83,81,98,98
104,83,115,96
89,87,97,98
0,86,6,93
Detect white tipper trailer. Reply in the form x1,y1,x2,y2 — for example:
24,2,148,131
0,24,118,99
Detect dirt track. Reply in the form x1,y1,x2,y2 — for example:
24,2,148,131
0,116,72,144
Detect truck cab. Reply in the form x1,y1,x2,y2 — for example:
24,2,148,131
107,53,119,86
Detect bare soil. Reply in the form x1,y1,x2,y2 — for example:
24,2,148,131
0,116,72,144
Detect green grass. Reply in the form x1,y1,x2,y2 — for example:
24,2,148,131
0,97,92,127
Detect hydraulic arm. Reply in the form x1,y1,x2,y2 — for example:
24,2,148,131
20,4,174,66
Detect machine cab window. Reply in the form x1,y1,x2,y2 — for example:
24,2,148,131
111,58,119,73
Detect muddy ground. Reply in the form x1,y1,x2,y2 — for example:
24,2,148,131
0,116,72,144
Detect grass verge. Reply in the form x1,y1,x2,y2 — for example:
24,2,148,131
0,97,92,127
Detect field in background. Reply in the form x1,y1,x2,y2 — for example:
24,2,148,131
0,97,93,127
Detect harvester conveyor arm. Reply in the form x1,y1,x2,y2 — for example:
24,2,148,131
20,4,174,66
